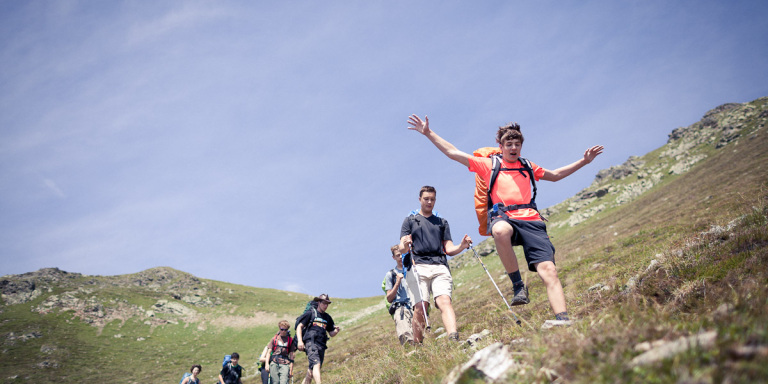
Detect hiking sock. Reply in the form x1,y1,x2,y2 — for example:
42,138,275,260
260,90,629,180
508,271,523,289
555,311,569,321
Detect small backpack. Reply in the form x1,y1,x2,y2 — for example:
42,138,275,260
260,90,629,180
179,372,192,384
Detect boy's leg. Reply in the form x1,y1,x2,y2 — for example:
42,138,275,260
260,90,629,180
434,295,456,334
535,261,567,315
432,265,457,336
491,220,528,305
491,220,520,273
312,364,322,384
406,264,430,343
395,307,414,345
412,301,429,343
302,368,312,384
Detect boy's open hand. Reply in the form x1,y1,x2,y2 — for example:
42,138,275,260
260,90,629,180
583,145,604,163
408,114,430,135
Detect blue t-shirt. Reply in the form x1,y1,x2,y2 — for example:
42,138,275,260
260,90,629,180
384,268,410,305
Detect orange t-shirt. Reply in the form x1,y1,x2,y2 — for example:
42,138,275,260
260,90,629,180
468,156,545,221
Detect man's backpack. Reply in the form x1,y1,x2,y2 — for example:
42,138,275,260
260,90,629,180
473,147,539,236
294,301,318,336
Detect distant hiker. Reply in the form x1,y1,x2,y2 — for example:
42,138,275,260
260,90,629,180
258,344,270,384
407,114,603,322
399,185,472,343
180,364,201,384
219,352,243,384
296,293,341,384
265,320,297,384
384,244,414,345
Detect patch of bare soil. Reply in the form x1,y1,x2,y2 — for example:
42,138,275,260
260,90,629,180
208,311,295,329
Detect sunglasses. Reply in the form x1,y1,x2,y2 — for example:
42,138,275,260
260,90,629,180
280,328,289,331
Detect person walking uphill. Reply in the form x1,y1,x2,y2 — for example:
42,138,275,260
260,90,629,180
407,115,603,323
384,244,414,345
296,294,340,384
399,186,472,343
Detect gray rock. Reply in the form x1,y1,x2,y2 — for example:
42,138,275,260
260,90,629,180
0,280,41,305
466,329,491,348
541,320,573,330
628,331,717,367
444,342,521,383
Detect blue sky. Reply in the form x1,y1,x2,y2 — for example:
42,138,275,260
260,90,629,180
1,1,766,298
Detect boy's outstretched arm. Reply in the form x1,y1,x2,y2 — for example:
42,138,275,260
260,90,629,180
408,114,471,167
541,145,604,181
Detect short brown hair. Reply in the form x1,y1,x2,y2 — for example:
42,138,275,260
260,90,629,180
278,320,290,329
496,122,524,144
190,364,202,372
419,185,436,197
390,245,400,256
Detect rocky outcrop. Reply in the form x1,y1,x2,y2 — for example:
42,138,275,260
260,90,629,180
1,268,81,305
0,279,41,305
550,97,767,228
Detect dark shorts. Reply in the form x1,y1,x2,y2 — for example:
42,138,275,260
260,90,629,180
305,341,325,370
490,217,555,272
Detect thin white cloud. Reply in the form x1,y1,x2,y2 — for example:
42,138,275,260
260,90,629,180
42,178,66,198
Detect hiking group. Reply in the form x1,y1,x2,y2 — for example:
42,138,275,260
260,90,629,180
180,115,602,383
381,114,603,344
257,294,340,384
181,294,338,384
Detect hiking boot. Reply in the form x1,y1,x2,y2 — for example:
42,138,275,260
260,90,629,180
448,332,460,342
510,285,529,306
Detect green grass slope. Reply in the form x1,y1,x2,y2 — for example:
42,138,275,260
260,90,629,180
0,267,382,383
319,97,768,383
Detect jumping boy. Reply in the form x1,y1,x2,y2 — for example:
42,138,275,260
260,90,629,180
399,186,472,342
407,115,603,322
384,244,414,345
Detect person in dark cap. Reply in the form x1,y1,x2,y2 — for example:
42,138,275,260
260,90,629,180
295,293,340,384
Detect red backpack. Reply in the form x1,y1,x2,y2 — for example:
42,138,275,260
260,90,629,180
270,333,293,353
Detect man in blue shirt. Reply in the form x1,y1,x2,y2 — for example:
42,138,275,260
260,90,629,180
384,245,414,345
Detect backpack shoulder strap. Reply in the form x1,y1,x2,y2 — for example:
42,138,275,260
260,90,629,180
487,155,503,210
518,157,537,203
271,334,279,351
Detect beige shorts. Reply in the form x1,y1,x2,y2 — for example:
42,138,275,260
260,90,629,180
405,263,452,306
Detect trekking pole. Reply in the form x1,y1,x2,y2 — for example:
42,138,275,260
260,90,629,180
404,246,431,331
468,243,522,326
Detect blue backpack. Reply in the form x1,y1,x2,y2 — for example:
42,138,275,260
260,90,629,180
179,372,192,384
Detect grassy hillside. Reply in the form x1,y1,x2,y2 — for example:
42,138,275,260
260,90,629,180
319,97,768,383
0,268,382,383
2,97,766,383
